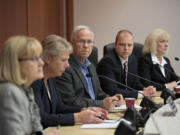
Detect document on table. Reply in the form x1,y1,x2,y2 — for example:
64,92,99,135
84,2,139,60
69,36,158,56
81,118,131,129
110,104,142,111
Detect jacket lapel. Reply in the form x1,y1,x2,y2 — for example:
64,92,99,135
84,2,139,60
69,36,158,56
154,64,167,81
69,55,91,97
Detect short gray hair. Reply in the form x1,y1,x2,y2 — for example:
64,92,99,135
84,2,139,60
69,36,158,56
71,25,94,41
42,35,72,59
143,28,170,55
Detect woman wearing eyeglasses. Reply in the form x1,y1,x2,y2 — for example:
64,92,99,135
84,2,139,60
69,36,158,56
0,36,59,135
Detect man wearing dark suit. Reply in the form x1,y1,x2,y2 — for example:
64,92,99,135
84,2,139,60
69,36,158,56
56,25,123,109
97,30,156,98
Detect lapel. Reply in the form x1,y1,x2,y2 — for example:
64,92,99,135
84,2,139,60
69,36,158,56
112,50,126,80
150,54,167,81
87,64,98,98
47,79,56,112
69,54,91,97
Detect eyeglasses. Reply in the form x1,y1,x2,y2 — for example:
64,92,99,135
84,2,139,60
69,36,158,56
76,39,94,45
19,55,43,62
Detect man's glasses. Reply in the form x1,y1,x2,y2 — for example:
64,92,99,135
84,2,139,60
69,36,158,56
19,55,43,62
76,39,94,45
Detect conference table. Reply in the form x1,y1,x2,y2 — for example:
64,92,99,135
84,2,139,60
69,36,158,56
144,97,180,135
45,92,163,135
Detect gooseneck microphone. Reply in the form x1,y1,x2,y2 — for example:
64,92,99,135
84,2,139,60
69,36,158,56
175,57,180,61
98,75,160,110
99,75,160,125
126,71,176,102
86,73,92,78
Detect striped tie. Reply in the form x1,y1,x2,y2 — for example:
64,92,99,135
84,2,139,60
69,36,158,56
124,61,128,89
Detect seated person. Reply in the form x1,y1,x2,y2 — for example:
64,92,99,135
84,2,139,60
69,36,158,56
56,25,123,109
31,35,108,128
138,28,179,91
0,36,58,135
97,30,156,98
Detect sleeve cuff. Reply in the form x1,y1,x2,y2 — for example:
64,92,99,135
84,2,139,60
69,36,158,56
137,91,143,98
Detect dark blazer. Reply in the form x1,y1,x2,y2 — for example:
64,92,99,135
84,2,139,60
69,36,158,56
138,53,179,91
97,49,144,98
56,54,109,108
31,78,81,128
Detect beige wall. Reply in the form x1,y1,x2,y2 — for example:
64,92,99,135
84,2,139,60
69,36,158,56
73,0,180,75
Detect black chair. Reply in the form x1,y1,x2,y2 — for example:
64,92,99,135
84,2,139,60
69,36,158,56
88,46,98,67
103,42,143,60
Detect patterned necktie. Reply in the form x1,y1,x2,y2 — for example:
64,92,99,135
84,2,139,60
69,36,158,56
124,61,128,89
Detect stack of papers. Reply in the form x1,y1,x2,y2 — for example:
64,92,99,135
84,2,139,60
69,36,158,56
81,118,131,129
110,104,142,111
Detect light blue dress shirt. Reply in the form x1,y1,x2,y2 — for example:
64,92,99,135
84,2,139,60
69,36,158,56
73,55,95,100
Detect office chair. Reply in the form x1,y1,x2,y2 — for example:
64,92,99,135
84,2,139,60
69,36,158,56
103,42,143,60
88,46,98,67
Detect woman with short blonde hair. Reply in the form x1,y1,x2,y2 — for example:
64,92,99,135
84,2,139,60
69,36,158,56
0,36,59,135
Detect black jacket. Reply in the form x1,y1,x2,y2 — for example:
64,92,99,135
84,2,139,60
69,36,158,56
31,78,81,128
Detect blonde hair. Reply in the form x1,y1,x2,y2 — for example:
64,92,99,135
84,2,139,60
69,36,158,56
143,28,170,54
42,35,72,59
0,36,42,85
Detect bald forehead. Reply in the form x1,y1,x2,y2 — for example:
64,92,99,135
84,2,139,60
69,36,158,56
119,31,134,39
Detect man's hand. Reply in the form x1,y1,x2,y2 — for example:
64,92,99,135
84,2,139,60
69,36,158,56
103,94,123,109
143,86,156,98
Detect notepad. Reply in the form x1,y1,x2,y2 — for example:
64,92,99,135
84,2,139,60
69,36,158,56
81,118,131,129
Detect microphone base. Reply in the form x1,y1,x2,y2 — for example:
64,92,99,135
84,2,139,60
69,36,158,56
115,121,136,135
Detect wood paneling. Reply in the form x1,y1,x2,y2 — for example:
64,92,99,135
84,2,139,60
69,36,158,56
27,0,64,42
0,0,28,47
66,0,73,42
0,0,66,47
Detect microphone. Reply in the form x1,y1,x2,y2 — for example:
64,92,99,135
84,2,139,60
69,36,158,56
86,73,92,78
125,70,176,103
98,75,160,126
98,75,160,110
175,57,180,61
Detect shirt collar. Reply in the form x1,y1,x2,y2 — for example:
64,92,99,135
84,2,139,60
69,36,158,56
118,56,128,65
151,53,167,66
73,54,91,69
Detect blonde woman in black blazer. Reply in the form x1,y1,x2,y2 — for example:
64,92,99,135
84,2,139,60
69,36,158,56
138,28,179,91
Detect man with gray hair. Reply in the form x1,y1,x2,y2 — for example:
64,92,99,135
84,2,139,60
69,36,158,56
56,25,123,109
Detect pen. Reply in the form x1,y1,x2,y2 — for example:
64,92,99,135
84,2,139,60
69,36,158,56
97,116,105,120
112,99,119,102
56,124,60,130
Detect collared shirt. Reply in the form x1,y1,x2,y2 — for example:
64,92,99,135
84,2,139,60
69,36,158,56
151,53,167,77
118,56,129,69
73,55,95,100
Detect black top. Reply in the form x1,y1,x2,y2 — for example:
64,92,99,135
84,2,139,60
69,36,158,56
138,53,179,91
31,78,81,128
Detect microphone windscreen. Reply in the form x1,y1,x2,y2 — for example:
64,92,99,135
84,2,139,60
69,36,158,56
115,121,136,135
175,57,180,61
124,107,144,128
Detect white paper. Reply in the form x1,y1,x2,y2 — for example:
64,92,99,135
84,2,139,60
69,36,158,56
110,104,142,110
81,118,131,129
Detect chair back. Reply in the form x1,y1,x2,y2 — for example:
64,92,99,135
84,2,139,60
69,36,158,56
103,42,143,60
88,46,98,67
